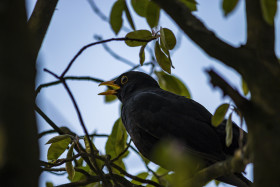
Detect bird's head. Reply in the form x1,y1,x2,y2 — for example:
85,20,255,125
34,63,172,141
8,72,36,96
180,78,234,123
98,71,160,102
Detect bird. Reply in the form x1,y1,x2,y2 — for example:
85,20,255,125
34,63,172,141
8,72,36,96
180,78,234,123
99,71,251,187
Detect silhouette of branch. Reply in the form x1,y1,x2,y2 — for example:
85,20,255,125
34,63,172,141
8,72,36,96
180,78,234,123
60,37,156,77
27,0,58,56
38,129,57,138
111,139,132,163
35,104,64,135
186,150,250,186
43,69,108,184
206,69,249,112
94,35,137,67
36,76,104,96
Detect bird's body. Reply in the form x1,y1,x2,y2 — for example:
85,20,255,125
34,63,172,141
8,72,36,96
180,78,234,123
99,71,251,186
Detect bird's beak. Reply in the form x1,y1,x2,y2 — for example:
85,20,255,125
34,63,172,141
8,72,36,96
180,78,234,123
98,80,120,95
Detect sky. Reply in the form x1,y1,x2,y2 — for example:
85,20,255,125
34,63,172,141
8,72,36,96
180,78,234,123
26,0,279,186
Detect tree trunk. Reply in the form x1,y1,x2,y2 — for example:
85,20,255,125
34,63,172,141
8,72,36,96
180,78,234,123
0,1,40,186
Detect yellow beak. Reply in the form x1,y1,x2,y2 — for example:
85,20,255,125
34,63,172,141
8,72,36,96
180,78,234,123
98,80,120,95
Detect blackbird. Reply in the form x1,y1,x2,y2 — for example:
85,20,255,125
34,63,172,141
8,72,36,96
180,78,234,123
99,71,251,187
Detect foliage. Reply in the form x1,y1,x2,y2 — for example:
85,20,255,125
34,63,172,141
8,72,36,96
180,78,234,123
32,0,279,186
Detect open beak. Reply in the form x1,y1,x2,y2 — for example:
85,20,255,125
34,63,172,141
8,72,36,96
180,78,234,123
98,80,120,95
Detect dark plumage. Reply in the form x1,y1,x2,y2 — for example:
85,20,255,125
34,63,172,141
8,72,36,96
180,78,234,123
99,71,251,186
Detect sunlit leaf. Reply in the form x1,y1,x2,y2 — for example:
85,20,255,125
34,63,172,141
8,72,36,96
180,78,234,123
70,165,91,182
66,143,75,180
155,71,191,98
83,136,103,170
212,103,230,127
225,113,233,147
124,1,136,30
215,180,221,186
146,1,160,28
154,41,171,74
105,118,128,158
125,30,153,47
180,0,197,11
131,0,149,17
260,0,277,25
222,0,239,16
47,137,71,161
76,157,84,167
131,172,149,185
139,44,146,65
139,152,150,165
110,0,125,35
160,28,176,50
106,118,129,174
152,139,202,181
46,182,54,187
45,134,72,144
242,78,249,96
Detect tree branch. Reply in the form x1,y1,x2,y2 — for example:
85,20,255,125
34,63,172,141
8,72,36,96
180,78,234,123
60,37,156,77
35,76,104,96
152,0,254,76
186,150,249,186
206,69,249,112
27,0,59,56
245,0,275,57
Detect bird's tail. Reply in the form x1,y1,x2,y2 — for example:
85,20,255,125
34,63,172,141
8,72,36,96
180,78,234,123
217,173,252,187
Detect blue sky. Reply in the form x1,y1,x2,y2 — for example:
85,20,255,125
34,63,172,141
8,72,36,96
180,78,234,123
26,0,279,186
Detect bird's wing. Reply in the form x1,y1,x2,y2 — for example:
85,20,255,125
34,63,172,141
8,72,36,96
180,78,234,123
122,90,226,162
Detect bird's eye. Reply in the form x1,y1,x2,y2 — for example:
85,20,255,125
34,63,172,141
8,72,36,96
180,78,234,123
121,76,128,84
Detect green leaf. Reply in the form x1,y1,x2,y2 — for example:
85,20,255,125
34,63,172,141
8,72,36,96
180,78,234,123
47,137,71,161
131,172,149,185
154,41,172,74
146,1,160,28
225,113,233,147
124,1,136,30
211,103,230,127
139,44,146,65
156,167,170,175
66,143,75,180
260,0,277,25
105,118,128,159
160,28,176,50
155,71,191,98
83,136,103,169
180,0,197,11
214,180,221,186
222,0,239,16
110,0,125,35
46,182,54,187
139,153,150,165
106,118,128,174
45,134,72,144
131,0,149,17
70,166,90,182
125,30,153,47
241,78,249,96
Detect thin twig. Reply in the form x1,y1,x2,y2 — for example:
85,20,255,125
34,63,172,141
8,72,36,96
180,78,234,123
38,129,57,138
35,104,64,135
40,153,84,167
35,76,104,96
44,69,108,184
111,139,132,163
60,37,156,77
94,35,137,67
